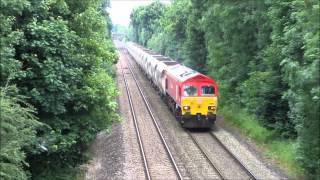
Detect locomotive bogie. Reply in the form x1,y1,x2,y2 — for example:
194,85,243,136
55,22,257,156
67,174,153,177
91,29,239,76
181,114,216,128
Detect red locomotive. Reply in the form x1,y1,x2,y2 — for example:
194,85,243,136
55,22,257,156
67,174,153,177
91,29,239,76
127,42,218,128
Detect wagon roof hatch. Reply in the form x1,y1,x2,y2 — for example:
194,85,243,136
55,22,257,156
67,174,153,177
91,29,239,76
144,50,158,55
163,61,179,66
156,57,172,61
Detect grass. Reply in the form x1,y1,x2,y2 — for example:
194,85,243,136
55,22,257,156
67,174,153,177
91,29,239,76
220,105,304,178
266,140,301,175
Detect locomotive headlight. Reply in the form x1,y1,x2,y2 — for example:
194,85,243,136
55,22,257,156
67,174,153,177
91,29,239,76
208,106,216,111
183,106,190,110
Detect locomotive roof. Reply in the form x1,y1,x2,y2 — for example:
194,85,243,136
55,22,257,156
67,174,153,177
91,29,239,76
167,65,200,82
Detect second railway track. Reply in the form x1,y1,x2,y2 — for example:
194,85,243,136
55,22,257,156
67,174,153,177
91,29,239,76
119,47,184,180
210,132,257,180
188,130,258,180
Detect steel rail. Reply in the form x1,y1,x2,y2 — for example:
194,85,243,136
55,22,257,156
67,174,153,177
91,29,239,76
123,49,184,180
209,132,257,180
187,132,225,180
120,61,151,180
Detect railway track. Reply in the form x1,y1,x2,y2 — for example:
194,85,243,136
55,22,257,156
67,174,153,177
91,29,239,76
187,131,225,179
209,132,257,180
121,45,258,180
188,131,258,180
120,61,151,180
119,48,183,180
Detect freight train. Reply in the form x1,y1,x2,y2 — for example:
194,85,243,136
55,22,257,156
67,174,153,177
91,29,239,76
126,42,218,128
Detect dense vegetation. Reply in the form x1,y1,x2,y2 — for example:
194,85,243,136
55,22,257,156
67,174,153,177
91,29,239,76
129,0,319,178
0,0,118,179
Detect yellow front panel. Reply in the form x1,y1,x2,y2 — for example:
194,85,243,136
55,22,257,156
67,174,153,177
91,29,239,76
181,97,218,115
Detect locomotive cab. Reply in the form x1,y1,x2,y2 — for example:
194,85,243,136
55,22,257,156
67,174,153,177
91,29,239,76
165,64,218,128
180,77,218,128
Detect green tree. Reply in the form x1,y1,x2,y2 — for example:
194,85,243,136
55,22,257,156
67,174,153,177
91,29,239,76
278,0,319,177
184,0,207,73
0,85,41,180
0,0,118,178
129,1,167,46
147,0,189,60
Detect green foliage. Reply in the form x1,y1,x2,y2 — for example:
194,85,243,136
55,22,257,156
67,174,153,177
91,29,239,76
79,68,119,128
0,86,41,180
147,0,189,60
183,0,207,73
129,1,168,46
24,18,81,114
0,0,118,178
266,140,302,176
221,105,275,143
129,0,319,177
279,1,320,178
0,4,26,86
203,0,273,107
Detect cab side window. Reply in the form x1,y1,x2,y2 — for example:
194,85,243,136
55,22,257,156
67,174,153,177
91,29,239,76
165,79,168,89
184,85,197,96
